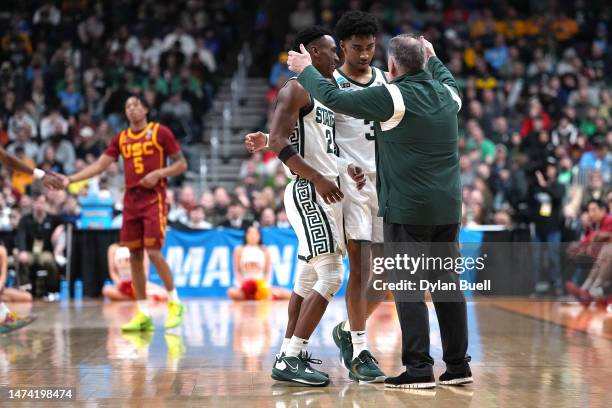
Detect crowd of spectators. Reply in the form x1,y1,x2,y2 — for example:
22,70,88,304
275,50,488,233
235,1,612,235
0,0,240,232
1,2,609,237
235,0,612,298
1,2,610,236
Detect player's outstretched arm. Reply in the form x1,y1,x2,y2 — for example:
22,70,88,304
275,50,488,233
65,154,115,186
270,81,343,204
139,150,187,189
0,147,63,189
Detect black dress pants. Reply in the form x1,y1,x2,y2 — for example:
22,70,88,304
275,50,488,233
383,222,471,376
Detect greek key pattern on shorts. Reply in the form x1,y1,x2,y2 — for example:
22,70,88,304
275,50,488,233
293,178,334,259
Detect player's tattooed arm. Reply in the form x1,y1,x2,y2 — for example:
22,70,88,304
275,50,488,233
140,150,187,188
160,150,188,178
270,80,344,204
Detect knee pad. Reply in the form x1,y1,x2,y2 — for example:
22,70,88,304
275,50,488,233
311,254,344,301
293,261,317,298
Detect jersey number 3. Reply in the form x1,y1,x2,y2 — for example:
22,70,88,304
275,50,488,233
364,120,375,140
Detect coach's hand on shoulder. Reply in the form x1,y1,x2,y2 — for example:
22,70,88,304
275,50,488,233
244,131,267,153
347,164,366,191
312,173,343,204
42,172,65,190
287,44,312,75
140,170,162,189
420,36,436,61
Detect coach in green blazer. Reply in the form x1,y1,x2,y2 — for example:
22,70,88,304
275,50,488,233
288,35,473,389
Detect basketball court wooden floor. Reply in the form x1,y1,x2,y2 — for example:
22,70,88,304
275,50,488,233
0,299,610,407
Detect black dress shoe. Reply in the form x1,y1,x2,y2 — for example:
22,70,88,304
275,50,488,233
384,371,436,389
439,369,473,385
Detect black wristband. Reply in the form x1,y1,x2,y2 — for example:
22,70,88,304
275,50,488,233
278,145,298,163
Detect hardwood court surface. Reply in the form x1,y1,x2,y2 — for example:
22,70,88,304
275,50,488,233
0,299,610,407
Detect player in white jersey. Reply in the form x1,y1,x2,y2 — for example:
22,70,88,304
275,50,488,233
246,13,388,383
327,11,388,382
245,26,365,387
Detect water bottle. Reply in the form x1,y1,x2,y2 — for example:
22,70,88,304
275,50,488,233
74,279,83,304
60,279,70,302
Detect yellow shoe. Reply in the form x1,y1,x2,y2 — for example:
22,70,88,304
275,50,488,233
122,331,154,350
165,333,186,360
121,311,154,332
165,302,185,329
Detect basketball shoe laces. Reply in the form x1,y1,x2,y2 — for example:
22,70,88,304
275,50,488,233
357,350,379,369
298,351,322,369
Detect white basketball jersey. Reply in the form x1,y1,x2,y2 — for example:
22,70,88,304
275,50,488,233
333,67,388,174
284,80,338,180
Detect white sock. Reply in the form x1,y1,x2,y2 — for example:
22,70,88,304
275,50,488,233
286,335,308,357
342,320,350,331
137,299,150,317
168,289,180,303
351,330,368,359
280,338,291,354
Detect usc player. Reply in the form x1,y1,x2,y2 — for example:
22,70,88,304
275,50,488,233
64,96,188,331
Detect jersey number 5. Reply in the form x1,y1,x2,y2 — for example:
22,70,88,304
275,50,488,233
134,156,144,174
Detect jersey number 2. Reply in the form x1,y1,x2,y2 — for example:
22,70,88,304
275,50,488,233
134,157,144,174
325,129,336,154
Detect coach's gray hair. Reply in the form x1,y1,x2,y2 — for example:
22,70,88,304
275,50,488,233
388,34,425,74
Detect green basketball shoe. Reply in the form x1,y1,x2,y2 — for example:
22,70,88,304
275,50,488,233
332,321,353,370
272,355,330,387
349,350,386,383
